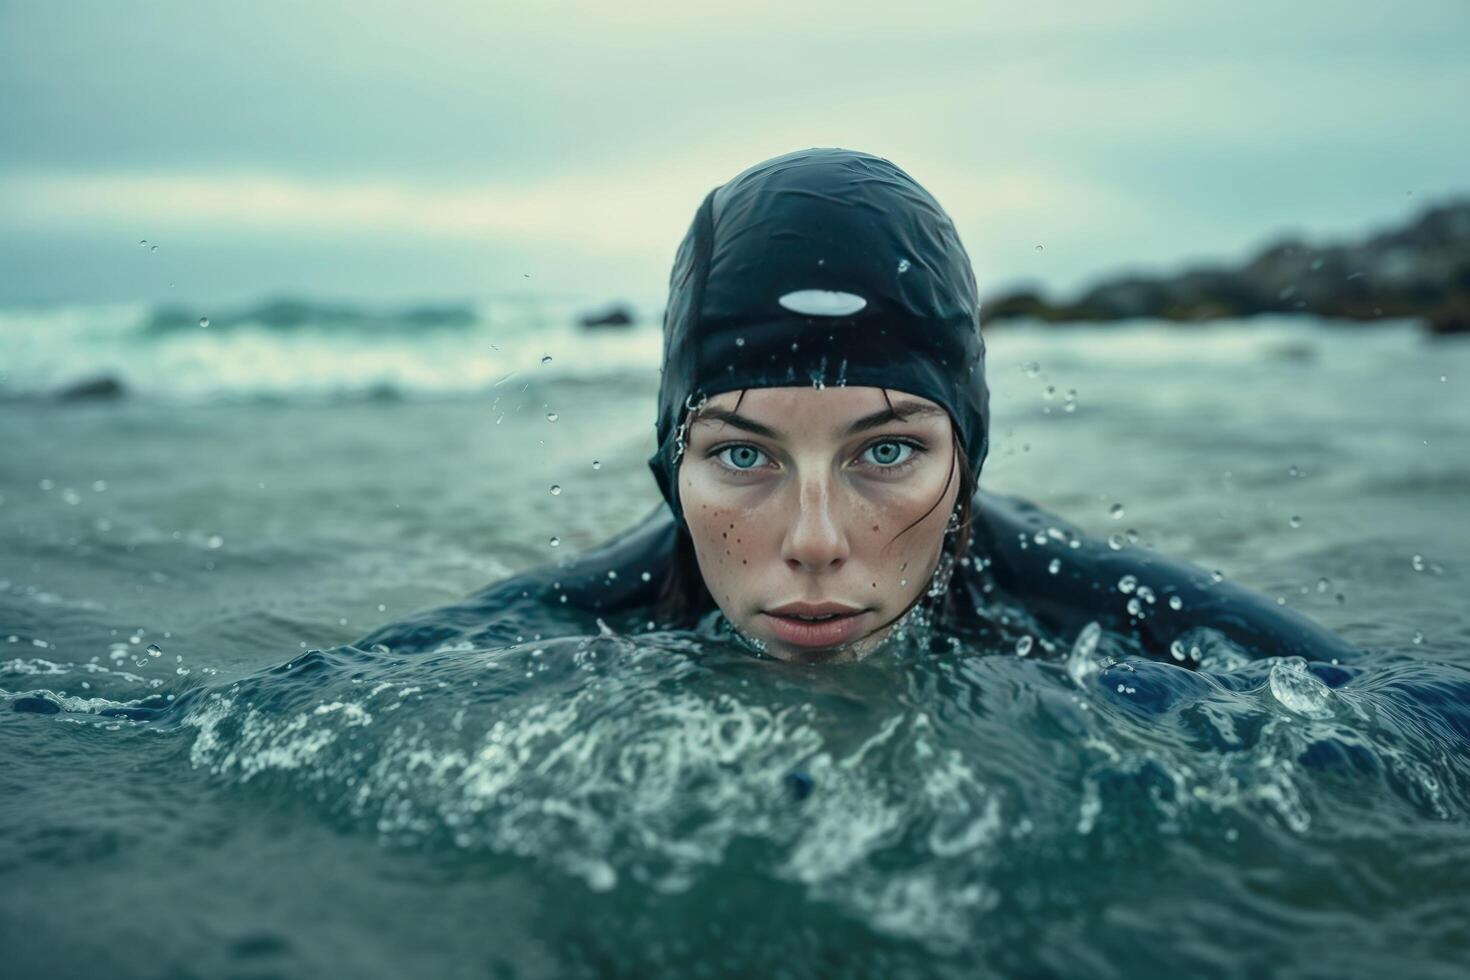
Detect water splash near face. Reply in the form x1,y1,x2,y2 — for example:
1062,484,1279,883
8,609,1470,975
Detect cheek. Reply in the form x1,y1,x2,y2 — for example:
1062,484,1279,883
854,472,958,583
679,471,763,601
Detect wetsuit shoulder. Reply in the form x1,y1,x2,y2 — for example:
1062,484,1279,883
962,489,1359,663
355,505,679,653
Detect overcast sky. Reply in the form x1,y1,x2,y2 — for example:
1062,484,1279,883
2,0,1466,309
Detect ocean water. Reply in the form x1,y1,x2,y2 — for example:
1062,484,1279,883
2,304,1468,978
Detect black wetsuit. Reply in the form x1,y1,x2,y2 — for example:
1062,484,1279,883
358,489,1359,664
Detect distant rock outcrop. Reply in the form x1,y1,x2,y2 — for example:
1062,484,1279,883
58,376,126,401
980,199,1470,335
578,304,637,329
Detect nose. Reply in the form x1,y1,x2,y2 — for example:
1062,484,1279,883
781,476,851,572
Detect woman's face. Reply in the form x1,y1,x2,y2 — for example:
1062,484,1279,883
677,386,960,663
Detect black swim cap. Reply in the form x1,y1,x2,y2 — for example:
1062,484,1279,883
648,147,990,524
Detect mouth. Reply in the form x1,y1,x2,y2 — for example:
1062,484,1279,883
760,603,870,649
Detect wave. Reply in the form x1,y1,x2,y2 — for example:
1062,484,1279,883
0,296,664,404
143,297,481,334
0,301,1450,406
6,630,1469,972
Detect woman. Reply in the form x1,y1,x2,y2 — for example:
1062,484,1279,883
361,147,1356,666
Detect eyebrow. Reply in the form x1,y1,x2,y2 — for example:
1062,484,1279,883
692,400,945,440
846,402,946,435
694,409,783,438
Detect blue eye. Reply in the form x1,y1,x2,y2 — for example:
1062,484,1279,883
863,441,914,467
717,445,767,470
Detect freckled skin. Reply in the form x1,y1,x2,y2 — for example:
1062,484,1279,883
677,387,960,664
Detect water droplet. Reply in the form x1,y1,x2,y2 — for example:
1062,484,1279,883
1047,558,1061,575
549,484,561,495
92,480,107,492
1126,597,1143,616
591,460,601,470
1411,630,1425,645
1210,570,1225,584
1109,503,1125,520
206,535,223,549
1170,640,1187,661
546,412,558,422
1066,622,1102,684
138,239,148,248
640,571,652,582
377,603,387,612
896,257,911,274
1288,464,1301,478
1015,635,1033,656
1411,554,1425,572
1022,361,1041,378
1043,385,1055,400
1107,533,1124,550
541,355,552,365
1034,244,1044,252
549,536,560,547
1168,595,1183,611
1118,575,1138,594
146,643,162,658
1268,657,1334,719
734,337,745,347
1288,515,1302,529
198,316,210,328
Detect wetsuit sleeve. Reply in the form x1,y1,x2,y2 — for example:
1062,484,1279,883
353,505,679,653
963,489,1360,664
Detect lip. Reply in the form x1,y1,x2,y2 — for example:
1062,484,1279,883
760,602,870,649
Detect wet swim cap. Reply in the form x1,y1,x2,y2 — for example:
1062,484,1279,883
648,147,990,525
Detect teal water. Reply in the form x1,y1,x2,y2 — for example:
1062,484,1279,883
2,310,1468,978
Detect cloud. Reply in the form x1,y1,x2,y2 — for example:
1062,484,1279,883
0,154,1138,263
0,169,692,249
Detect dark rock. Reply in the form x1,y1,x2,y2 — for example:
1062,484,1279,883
981,199,1470,336
1426,300,1470,335
58,376,126,401
579,304,637,329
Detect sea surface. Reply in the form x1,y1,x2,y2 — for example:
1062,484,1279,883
2,303,1468,979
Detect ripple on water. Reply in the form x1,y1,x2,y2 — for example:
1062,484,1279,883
9,625,1470,971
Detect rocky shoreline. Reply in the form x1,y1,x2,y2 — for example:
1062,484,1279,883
980,200,1470,335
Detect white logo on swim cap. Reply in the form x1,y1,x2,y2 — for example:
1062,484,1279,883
777,289,867,317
